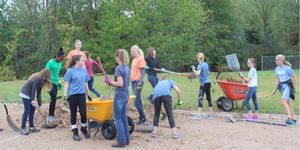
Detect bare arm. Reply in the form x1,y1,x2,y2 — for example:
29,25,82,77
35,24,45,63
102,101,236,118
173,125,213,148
292,74,297,89
85,83,90,96
111,76,123,87
173,85,181,99
63,82,69,97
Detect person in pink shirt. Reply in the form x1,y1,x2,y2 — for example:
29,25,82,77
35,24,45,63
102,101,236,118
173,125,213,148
84,51,104,98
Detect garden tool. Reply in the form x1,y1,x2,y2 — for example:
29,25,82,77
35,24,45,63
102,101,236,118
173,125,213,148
2,100,21,132
98,57,114,96
32,102,58,129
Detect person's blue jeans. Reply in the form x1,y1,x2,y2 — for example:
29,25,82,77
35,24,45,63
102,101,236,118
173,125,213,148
132,80,147,123
21,98,35,128
113,93,130,144
148,74,159,88
245,86,259,112
88,77,101,97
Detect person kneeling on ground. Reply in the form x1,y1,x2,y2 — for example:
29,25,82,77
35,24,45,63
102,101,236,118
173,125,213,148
19,69,51,135
63,55,91,141
151,75,181,139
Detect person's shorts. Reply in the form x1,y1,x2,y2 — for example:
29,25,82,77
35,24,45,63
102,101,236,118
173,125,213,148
280,84,291,101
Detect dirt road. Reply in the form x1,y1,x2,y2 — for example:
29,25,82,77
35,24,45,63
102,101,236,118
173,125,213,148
0,104,299,150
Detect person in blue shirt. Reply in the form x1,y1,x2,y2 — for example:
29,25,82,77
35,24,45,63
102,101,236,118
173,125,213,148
239,58,259,119
63,55,90,141
150,75,181,139
104,49,131,148
191,52,213,120
274,54,297,125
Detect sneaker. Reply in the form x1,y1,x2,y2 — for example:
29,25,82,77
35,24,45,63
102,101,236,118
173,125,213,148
206,114,214,120
72,128,81,141
112,142,126,148
29,127,40,133
151,132,157,138
80,127,91,139
292,119,297,123
191,115,202,120
244,115,255,120
47,116,55,122
20,128,29,135
285,118,296,125
172,133,179,139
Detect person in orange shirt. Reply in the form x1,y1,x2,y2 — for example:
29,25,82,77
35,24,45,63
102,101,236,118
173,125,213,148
66,39,87,67
130,45,148,126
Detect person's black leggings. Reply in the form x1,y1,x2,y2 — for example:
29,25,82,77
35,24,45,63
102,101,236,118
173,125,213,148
198,83,212,108
153,95,175,128
49,84,57,116
68,94,87,125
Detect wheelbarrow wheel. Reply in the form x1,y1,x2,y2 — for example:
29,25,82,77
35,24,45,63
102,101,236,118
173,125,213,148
101,120,117,140
221,98,234,112
216,96,226,110
127,116,135,134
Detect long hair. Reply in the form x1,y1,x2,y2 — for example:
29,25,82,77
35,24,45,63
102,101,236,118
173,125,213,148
196,52,205,63
68,55,82,68
115,49,130,64
276,54,292,67
28,69,51,88
138,48,144,58
84,51,91,60
248,58,256,68
147,48,155,57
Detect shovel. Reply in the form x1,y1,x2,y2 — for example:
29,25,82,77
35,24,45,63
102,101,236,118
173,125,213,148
2,102,21,132
32,103,58,129
225,54,241,72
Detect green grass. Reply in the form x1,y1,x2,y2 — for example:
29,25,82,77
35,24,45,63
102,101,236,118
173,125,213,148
0,70,299,114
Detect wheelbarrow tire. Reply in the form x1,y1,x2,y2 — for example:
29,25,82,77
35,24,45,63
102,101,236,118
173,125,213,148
101,120,117,140
221,98,234,112
216,96,226,110
127,116,135,134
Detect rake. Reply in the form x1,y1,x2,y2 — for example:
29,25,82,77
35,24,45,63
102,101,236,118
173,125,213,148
96,57,114,98
0,97,21,133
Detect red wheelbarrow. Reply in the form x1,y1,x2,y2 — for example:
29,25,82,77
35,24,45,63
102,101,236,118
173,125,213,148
216,80,248,112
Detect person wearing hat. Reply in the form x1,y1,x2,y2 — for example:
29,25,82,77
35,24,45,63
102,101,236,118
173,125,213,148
45,47,64,122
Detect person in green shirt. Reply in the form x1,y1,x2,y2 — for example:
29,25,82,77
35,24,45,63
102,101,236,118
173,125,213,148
46,48,64,121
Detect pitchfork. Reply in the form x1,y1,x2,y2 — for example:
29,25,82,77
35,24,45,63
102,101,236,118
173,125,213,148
97,57,114,98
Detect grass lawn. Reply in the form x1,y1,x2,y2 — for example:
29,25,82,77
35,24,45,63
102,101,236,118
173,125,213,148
0,70,299,114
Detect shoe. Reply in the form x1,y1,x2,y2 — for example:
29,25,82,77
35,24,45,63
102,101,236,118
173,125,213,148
126,141,130,145
292,119,297,123
47,116,56,122
206,114,214,120
172,133,179,139
80,127,91,139
29,127,40,133
244,115,255,120
285,118,296,125
20,128,29,135
151,132,157,138
112,142,126,148
136,121,148,126
191,115,202,120
72,128,81,141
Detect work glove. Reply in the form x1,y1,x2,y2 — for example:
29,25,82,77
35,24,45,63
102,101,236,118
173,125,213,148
191,65,196,71
161,68,166,72
177,99,183,105
238,72,244,78
145,65,150,70
87,95,92,101
104,75,112,86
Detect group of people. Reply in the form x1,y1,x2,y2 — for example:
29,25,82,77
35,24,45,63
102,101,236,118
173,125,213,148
15,38,297,148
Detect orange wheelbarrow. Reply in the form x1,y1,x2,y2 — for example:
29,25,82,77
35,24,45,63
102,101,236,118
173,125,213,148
86,95,135,140
216,80,248,112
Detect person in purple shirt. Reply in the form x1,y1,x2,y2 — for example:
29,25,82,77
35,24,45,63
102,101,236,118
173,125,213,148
104,49,131,148
274,54,297,125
